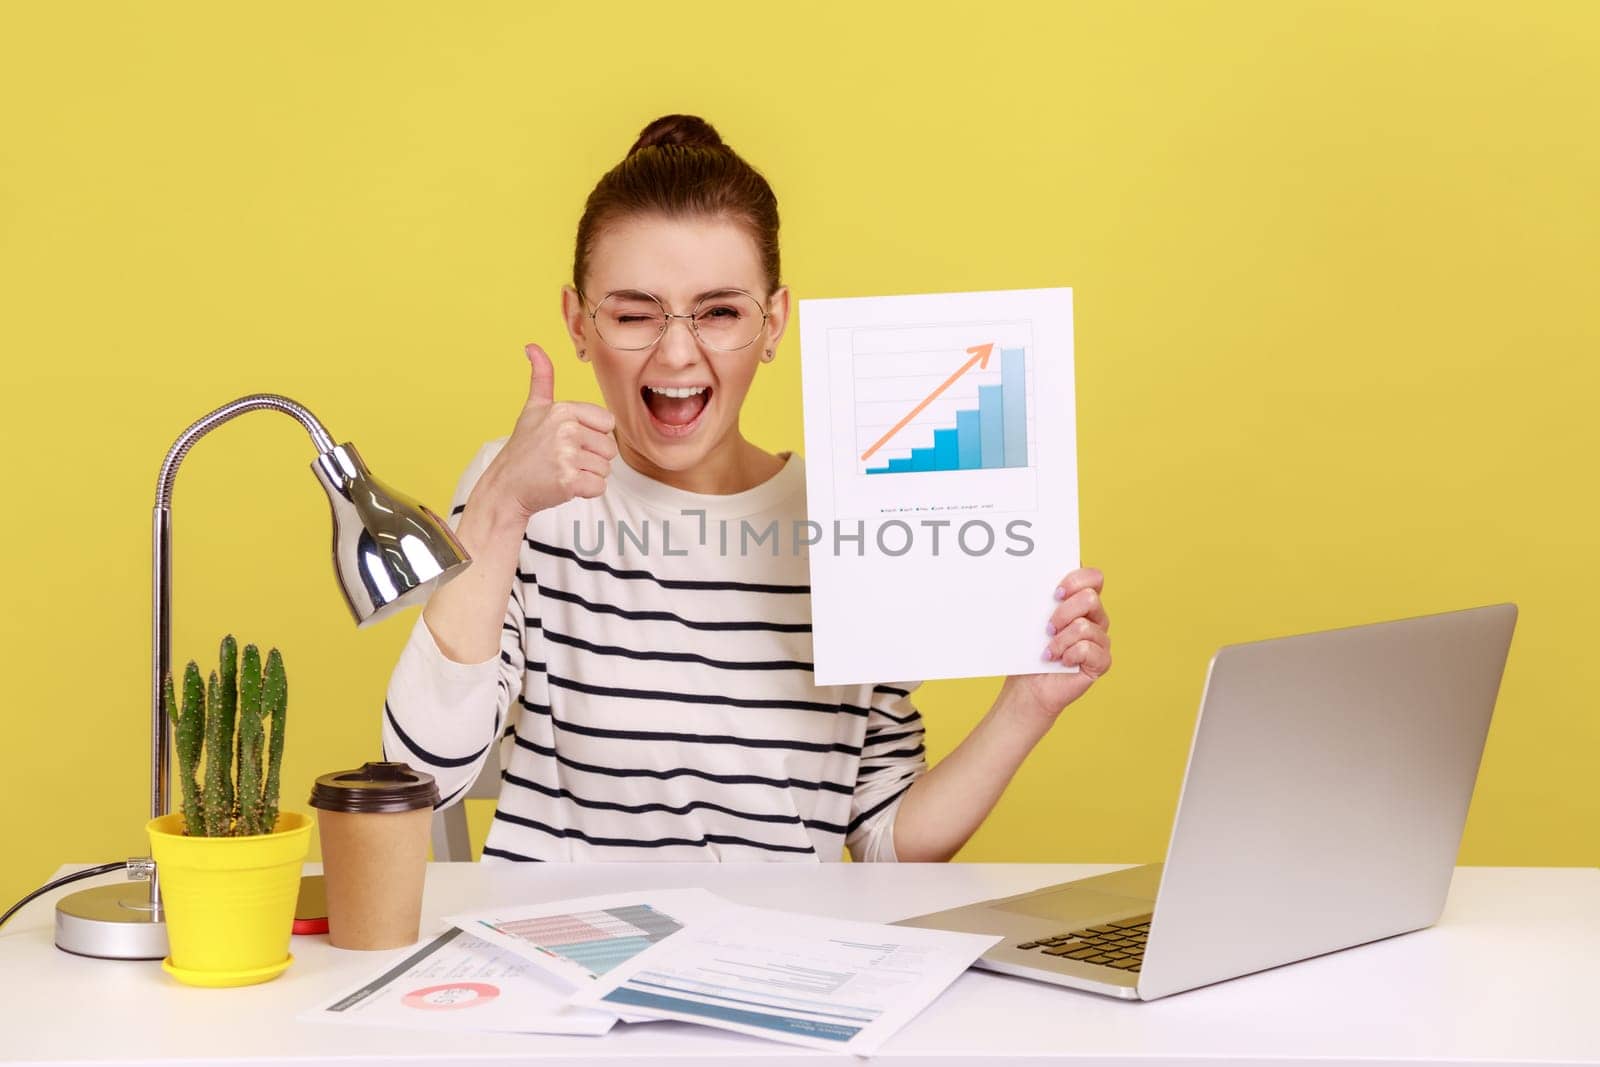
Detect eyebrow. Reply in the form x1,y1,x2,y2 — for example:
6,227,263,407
604,287,752,303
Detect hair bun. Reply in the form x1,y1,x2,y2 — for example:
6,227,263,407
627,114,726,155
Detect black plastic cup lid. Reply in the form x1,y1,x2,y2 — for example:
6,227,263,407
310,761,440,814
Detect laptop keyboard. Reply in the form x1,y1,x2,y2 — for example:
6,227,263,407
1015,914,1152,971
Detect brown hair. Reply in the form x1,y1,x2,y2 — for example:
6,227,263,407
572,114,781,294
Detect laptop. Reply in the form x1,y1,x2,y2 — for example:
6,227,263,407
895,602,1518,1001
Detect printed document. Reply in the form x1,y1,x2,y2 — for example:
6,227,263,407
798,287,1080,685
303,926,616,1036
443,888,729,989
567,903,1000,1055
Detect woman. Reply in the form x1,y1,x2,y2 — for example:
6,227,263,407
383,114,1112,863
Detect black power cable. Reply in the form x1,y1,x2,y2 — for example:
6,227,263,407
0,862,131,929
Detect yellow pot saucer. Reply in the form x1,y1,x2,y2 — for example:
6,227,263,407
162,953,293,988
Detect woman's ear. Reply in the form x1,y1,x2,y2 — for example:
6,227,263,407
560,285,589,359
764,285,791,355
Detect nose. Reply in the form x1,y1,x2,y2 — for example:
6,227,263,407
652,315,704,370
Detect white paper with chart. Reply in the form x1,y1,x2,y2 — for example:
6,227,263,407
567,903,1001,1055
302,926,617,1036
798,287,1080,685
442,888,730,990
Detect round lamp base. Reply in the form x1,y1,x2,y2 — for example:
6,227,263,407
54,882,168,960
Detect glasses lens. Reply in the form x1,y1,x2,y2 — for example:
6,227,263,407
692,292,765,351
594,293,666,350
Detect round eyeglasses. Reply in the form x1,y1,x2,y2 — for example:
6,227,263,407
578,288,769,352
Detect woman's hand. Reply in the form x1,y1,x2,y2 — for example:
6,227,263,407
477,343,618,522
1000,566,1112,724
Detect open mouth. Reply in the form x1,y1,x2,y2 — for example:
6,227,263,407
641,384,712,437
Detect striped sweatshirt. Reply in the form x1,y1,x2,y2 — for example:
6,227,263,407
381,437,927,862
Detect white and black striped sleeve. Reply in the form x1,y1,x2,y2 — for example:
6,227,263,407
381,441,523,810
845,681,928,862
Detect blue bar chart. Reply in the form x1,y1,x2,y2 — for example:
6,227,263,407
863,347,1030,474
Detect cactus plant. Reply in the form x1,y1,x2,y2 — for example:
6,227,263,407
163,635,290,837
262,649,287,830
236,644,265,835
202,670,227,836
217,635,238,824
167,663,207,833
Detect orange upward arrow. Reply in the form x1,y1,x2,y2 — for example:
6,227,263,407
860,343,995,462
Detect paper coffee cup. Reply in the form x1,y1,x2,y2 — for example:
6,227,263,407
310,761,440,950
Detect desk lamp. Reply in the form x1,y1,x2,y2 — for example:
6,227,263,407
54,394,471,959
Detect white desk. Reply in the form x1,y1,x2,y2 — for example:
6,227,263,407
2,863,1597,1065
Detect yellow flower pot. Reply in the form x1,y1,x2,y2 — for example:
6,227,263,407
146,811,313,987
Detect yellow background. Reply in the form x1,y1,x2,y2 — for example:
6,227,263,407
2,2,1596,909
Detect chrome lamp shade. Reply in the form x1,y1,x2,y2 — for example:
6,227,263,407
53,393,471,961
314,442,469,627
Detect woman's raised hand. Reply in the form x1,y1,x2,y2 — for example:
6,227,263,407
999,566,1113,724
483,343,618,522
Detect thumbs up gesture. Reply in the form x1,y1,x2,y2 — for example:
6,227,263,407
487,343,618,521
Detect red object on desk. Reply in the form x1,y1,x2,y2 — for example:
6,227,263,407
292,875,327,935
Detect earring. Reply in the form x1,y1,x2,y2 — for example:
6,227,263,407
762,348,774,363
578,348,588,362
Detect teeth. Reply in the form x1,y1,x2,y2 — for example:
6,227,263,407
645,385,709,399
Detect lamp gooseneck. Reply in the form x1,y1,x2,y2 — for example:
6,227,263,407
151,395,338,832
156,394,336,509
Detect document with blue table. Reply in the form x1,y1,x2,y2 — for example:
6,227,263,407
565,904,1000,1055
444,888,729,990
443,890,999,1055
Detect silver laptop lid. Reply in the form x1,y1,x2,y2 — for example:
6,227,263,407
1137,603,1517,1000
